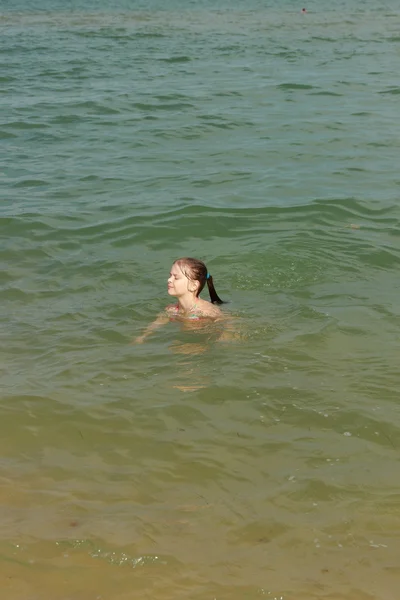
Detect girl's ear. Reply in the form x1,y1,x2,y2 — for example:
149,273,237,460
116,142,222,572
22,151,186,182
188,279,200,294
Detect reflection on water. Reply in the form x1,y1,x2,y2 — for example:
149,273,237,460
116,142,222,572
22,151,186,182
171,340,209,355
168,313,239,390
170,341,209,391
169,323,214,391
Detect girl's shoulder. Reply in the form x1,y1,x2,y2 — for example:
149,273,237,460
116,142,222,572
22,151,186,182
196,300,224,319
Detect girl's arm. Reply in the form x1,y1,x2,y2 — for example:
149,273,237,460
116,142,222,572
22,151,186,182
134,312,170,344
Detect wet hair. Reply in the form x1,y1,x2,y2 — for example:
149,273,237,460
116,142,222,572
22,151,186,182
174,257,225,305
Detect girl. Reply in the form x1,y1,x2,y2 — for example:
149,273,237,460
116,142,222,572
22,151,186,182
135,257,226,343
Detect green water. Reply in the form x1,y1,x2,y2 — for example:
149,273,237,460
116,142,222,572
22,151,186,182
1,0,400,598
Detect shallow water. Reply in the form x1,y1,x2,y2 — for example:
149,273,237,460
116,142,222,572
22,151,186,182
1,0,400,598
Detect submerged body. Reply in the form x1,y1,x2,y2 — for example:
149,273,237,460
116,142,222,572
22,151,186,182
135,257,227,343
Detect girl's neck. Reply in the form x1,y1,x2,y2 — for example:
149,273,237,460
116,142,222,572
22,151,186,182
177,295,198,312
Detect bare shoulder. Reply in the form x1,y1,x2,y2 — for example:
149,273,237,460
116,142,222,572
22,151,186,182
197,300,225,319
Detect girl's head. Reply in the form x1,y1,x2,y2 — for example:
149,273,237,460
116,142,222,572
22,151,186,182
167,257,224,304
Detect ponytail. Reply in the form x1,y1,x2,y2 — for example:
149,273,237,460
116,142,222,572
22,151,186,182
206,275,225,305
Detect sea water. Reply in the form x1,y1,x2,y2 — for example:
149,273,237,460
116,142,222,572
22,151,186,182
1,0,400,598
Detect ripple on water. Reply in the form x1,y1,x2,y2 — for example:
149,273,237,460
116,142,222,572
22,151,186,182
2,1,400,599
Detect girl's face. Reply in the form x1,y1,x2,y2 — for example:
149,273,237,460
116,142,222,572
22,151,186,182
167,263,196,297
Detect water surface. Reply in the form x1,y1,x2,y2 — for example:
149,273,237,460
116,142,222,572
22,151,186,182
1,0,400,598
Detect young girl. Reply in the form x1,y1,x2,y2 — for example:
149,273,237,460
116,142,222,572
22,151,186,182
135,257,226,343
